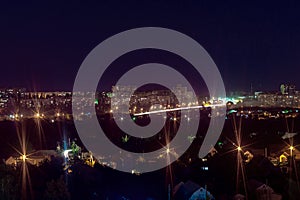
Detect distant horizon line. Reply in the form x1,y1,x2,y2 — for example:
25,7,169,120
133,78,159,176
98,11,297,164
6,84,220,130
0,86,295,95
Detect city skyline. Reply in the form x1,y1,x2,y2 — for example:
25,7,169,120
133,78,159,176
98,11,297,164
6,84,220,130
2,2,300,199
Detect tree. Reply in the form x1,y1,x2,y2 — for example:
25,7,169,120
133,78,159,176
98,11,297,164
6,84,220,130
0,164,19,200
43,177,70,200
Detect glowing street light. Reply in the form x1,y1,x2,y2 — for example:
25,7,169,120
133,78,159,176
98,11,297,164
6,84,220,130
21,154,27,162
166,148,170,154
289,146,294,156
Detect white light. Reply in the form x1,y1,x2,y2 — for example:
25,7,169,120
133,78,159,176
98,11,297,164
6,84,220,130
63,149,72,158
166,148,170,154
201,167,208,171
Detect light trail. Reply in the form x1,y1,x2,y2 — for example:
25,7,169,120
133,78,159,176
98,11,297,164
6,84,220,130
133,103,226,116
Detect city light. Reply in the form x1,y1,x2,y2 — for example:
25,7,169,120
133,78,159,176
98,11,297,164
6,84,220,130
21,154,27,162
166,148,170,154
1,87,300,199
63,149,72,159
289,145,295,157
2,3,300,199
134,103,226,116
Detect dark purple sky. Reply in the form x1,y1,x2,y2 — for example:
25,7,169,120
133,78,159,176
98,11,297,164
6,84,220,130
1,1,300,92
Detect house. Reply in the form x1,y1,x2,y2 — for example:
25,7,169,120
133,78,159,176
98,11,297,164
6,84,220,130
5,150,58,166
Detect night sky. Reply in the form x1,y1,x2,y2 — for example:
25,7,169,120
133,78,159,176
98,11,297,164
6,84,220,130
1,1,300,92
